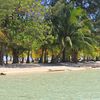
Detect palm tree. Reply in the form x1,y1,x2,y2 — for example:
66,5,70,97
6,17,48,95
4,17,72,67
49,0,97,63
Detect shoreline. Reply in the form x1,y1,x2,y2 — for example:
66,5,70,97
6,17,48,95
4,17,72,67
0,66,99,75
0,61,100,75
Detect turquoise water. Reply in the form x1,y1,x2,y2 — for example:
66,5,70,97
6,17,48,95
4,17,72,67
0,70,100,100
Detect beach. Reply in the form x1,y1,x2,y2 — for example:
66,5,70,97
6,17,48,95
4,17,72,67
0,61,100,75
0,66,89,75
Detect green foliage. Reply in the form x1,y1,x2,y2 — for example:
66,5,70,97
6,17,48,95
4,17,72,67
0,0,99,64
48,0,98,61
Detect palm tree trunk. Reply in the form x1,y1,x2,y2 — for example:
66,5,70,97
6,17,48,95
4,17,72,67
6,53,8,64
30,51,34,62
5,46,8,64
39,48,44,63
10,56,12,61
71,50,78,63
21,57,24,63
12,48,19,63
86,56,89,62
26,50,30,63
62,47,66,62
44,48,47,63
21,53,24,63
83,56,85,61
66,55,71,62
0,44,4,65
51,49,55,63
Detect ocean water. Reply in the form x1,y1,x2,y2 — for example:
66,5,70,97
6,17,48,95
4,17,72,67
0,70,100,100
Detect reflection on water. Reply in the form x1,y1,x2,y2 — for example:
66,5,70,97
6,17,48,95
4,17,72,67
0,70,100,100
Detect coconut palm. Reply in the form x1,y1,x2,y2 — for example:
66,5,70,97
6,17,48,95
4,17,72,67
49,0,97,63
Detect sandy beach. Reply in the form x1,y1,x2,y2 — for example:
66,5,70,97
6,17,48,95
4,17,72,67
0,66,88,75
0,61,100,75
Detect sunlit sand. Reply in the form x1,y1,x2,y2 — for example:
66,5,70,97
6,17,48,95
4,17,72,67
0,61,100,75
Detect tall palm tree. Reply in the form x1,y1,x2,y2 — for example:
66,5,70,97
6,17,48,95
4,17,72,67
49,0,97,63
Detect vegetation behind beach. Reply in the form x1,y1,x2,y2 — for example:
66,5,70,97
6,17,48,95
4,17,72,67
0,0,100,65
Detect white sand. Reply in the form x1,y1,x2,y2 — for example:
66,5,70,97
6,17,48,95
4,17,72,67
0,61,100,75
0,66,90,75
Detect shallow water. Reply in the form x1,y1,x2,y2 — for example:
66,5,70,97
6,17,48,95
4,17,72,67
0,70,100,100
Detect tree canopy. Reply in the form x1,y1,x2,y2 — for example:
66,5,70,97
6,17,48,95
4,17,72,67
0,0,99,65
